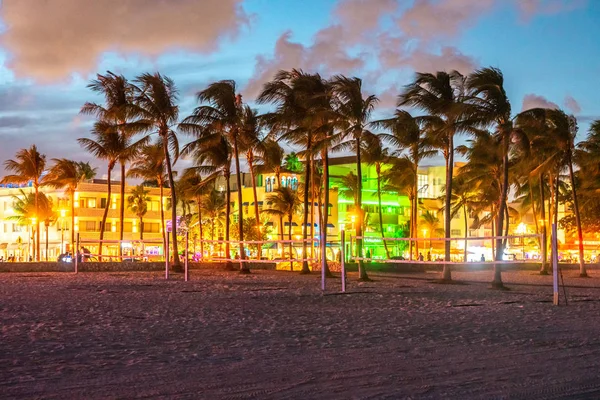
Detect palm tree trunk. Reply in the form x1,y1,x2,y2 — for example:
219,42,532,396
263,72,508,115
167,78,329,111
162,136,180,269
276,171,285,256
300,142,312,274
140,216,144,241
376,163,390,258
45,224,49,261
70,189,75,253
568,155,586,277
119,162,126,258
35,184,40,261
494,140,510,284
413,156,419,260
225,170,232,264
99,165,113,260
442,136,454,281
197,196,204,259
232,136,247,273
321,150,333,278
355,136,367,280
310,156,315,261
408,197,414,260
159,183,166,259
248,155,261,260
539,173,548,274
463,204,468,263
288,215,293,271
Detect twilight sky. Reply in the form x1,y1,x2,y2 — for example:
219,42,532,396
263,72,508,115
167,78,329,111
0,0,598,175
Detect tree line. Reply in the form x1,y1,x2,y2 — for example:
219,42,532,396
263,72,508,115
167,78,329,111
2,67,599,288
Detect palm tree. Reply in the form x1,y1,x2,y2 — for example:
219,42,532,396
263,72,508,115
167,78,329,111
447,175,480,262
263,186,302,270
467,67,529,288
201,188,227,245
518,108,586,277
420,211,443,251
129,73,181,269
180,80,248,272
127,185,150,241
239,105,265,259
256,139,287,250
1,145,46,261
383,157,418,256
361,134,391,258
42,158,96,251
81,72,138,257
78,127,144,258
128,143,169,250
400,71,476,281
258,69,332,275
330,75,378,281
179,168,212,258
373,110,436,260
181,136,234,262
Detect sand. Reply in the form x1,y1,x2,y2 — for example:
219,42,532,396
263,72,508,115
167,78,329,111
2,268,600,399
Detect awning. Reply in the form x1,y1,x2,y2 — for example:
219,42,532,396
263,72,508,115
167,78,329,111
266,222,274,227
262,242,277,249
303,223,317,227
0,243,7,250
284,222,299,227
242,202,249,206
251,201,264,206
327,223,335,228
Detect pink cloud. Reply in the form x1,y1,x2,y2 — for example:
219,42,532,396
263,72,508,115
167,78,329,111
397,0,497,41
0,0,248,82
564,95,581,114
516,0,587,21
521,94,559,111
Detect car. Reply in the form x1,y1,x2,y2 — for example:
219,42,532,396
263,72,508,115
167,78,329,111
57,253,73,263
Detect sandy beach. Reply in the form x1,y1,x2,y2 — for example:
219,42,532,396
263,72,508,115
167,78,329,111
2,269,600,399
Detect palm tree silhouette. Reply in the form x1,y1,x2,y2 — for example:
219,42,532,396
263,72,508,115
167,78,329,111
1,145,46,261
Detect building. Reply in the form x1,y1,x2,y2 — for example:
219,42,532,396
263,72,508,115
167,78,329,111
0,180,168,261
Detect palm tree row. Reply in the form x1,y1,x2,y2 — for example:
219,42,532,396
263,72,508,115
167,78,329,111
5,66,598,288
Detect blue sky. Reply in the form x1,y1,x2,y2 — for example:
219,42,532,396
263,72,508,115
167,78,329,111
0,0,598,174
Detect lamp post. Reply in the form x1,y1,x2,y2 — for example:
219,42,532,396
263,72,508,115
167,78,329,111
60,210,66,254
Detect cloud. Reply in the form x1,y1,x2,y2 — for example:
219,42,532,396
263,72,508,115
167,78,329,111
515,0,587,20
0,0,248,81
564,95,581,114
397,0,497,41
244,0,395,97
521,94,559,111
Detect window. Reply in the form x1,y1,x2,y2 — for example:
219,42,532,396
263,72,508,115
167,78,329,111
80,197,96,208
148,201,160,212
291,177,298,190
265,177,272,193
100,198,107,209
79,221,96,232
143,223,160,233
124,222,133,232
281,176,286,187
451,229,461,237
418,174,428,193
453,210,461,220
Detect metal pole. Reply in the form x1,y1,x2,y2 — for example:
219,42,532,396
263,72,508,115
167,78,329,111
552,223,559,305
185,231,189,282
321,229,326,292
75,233,79,274
165,233,169,280
340,229,346,293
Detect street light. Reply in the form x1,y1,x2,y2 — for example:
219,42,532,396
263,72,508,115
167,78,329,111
60,210,67,254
